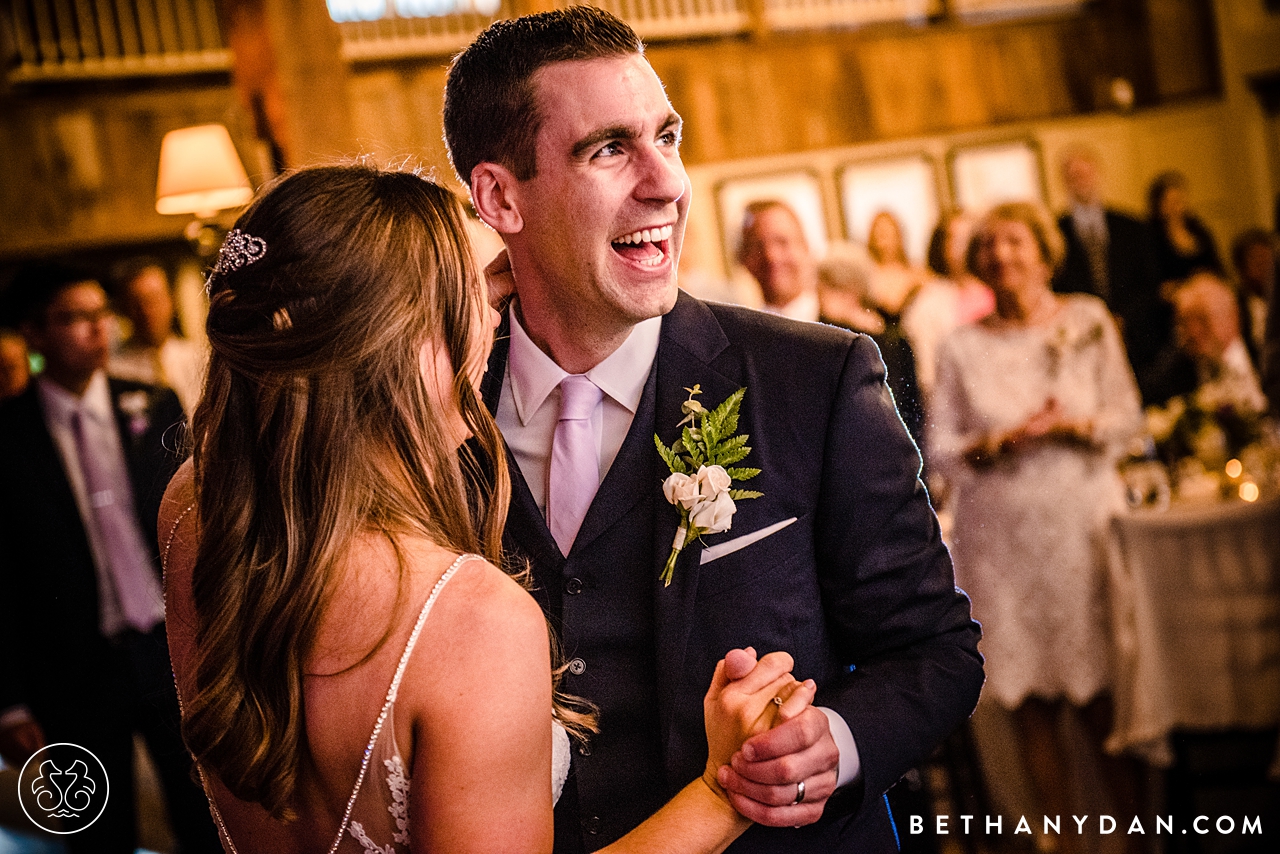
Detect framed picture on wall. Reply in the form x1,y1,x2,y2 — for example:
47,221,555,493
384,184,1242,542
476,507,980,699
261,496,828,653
948,139,1046,213
714,170,828,273
838,154,940,266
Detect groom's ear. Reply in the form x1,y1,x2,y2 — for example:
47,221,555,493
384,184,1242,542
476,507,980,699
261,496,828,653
470,162,523,236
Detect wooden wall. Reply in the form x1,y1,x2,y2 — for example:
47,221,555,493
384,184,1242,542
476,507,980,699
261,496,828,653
0,0,1263,266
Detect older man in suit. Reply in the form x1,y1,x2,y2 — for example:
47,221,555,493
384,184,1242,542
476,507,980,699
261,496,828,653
0,266,216,852
445,8,983,853
1053,146,1165,379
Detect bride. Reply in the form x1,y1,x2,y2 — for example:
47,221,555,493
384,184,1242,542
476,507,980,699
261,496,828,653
160,164,813,854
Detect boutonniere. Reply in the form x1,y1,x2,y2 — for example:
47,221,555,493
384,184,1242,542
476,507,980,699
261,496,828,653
654,385,763,586
117,390,152,438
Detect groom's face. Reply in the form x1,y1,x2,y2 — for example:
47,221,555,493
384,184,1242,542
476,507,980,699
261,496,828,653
514,54,690,331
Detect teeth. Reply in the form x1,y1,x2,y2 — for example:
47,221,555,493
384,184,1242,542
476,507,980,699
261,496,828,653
615,225,674,245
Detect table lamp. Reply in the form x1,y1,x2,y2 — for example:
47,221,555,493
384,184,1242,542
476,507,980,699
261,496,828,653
155,123,254,255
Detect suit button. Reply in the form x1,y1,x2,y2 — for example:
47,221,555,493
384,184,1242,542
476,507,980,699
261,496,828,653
565,577,583,595
584,816,601,835
567,658,586,675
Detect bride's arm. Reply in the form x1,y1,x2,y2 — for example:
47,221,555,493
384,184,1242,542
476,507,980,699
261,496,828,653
406,559,555,854
598,651,816,854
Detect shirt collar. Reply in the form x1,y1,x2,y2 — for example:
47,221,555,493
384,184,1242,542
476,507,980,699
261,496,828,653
762,289,820,323
1072,202,1106,224
506,303,662,426
37,370,113,428
1220,338,1254,378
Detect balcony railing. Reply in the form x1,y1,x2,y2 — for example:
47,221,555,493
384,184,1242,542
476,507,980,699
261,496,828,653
586,0,750,41
335,0,507,61
2,0,230,82
764,0,940,32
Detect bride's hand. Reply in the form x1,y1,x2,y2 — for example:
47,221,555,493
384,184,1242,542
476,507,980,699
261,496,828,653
702,650,816,799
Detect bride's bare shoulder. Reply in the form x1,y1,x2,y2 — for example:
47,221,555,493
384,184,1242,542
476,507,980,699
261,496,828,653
396,551,550,706
425,554,547,651
159,457,196,547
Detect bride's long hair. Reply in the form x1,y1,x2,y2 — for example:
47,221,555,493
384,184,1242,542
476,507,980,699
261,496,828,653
184,165,525,820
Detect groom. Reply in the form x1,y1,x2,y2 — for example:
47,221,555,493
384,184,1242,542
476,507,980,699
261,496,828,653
445,8,982,852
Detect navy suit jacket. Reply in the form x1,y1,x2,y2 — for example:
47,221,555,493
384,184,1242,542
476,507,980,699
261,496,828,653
0,378,185,723
484,292,983,852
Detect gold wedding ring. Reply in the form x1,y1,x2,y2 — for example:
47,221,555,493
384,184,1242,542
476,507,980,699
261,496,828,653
772,696,784,707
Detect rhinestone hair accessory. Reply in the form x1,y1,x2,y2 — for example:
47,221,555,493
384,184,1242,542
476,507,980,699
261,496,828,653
212,229,267,276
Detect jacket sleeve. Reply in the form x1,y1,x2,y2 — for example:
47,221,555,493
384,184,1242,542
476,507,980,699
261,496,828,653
813,333,984,810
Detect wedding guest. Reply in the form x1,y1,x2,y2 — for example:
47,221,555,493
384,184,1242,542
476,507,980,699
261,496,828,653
1147,170,1224,288
930,202,1145,854
0,328,29,400
162,164,814,854
1230,228,1276,364
1142,272,1268,412
0,265,217,853
866,210,926,320
738,199,821,321
912,210,995,397
816,241,925,450
110,259,205,417
447,8,982,852
1054,146,1164,378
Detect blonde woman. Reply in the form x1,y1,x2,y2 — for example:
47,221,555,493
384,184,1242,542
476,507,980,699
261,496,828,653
929,202,1144,854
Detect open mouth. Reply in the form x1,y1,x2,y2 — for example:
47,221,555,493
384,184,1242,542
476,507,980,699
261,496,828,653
611,225,674,269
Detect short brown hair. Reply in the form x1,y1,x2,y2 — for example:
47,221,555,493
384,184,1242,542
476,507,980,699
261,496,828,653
443,6,643,186
968,200,1066,282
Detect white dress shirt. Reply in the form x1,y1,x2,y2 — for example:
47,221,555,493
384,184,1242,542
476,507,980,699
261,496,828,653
1197,338,1268,413
496,302,861,787
760,289,821,323
36,371,166,637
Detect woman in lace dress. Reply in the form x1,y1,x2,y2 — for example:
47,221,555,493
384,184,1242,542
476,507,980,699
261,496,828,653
161,166,813,854
929,202,1143,846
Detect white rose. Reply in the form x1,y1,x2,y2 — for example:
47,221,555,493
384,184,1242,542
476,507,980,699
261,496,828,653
694,465,732,500
662,473,701,510
689,491,736,534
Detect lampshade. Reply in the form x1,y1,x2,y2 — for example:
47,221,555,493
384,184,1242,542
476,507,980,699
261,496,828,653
155,124,253,216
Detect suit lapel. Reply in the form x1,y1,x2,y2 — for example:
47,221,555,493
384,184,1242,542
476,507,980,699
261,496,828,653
648,293,740,728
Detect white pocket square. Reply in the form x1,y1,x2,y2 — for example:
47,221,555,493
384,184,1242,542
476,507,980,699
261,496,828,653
700,517,798,565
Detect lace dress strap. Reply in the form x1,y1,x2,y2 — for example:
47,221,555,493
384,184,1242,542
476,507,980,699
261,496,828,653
325,551,479,854
200,551,481,854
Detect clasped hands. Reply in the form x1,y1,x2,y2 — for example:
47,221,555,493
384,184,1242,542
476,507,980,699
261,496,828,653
965,397,1095,468
702,648,840,827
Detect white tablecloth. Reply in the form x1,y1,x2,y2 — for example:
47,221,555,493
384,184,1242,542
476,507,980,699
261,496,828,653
1105,497,1280,767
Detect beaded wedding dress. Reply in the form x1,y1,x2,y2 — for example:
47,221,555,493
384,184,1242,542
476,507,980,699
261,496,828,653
929,295,1143,710
204,553,572,854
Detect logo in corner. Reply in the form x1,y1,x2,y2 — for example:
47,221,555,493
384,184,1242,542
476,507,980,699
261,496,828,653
18,743,110,834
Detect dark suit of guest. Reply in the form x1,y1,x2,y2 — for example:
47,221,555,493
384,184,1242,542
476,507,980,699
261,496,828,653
1055,208,1166,378
484,292,984,854
0,377,216,852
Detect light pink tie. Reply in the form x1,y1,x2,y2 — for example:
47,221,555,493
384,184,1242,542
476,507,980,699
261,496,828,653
71,409,165,633
549,375,603,557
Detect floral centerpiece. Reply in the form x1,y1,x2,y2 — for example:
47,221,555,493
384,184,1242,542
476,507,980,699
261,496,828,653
1146,388,1266,471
